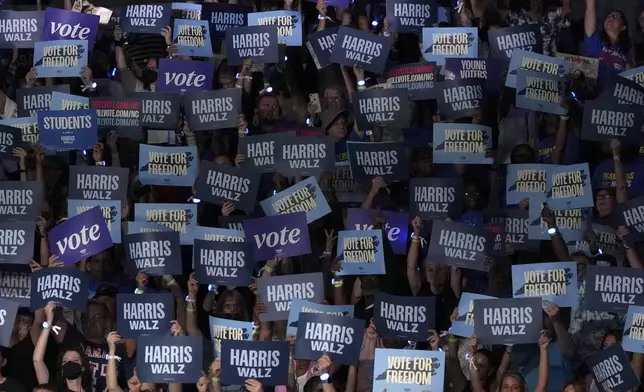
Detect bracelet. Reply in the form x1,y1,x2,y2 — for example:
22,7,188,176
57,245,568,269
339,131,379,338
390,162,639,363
411,238,420,244
448,336,458,343
332,278,344,288
263,264,274,274
164,277,177,286
322,251,331,257
95,161,106,166
365,130,373,136
211,377,219,383
613,155,621,161
560,115,569,120
134,288,145,294
187,307,197,313
357,85,366,91
105,354,121,361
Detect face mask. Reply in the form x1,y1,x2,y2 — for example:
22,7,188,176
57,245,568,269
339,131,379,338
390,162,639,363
61,361,83,380
141,69,157,84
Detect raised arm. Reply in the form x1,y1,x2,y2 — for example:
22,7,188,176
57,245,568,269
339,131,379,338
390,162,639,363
534,331,550,392
584,0,597,37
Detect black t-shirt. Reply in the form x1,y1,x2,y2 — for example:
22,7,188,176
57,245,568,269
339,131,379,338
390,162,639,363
0,377,26,392
416,282,460,332
4,335,58,391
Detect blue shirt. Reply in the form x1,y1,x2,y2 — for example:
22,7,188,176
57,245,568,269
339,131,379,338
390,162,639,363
584,32,630,91
511,341,572,392
537,133,580,165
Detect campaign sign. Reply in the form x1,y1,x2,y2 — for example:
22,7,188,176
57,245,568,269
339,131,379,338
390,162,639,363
600,76,644,106
42,7,98,51
374,292,433,341
334,166,364,203
34,39,87,78
194,160,259,213
38,109,97,151
210,316,254,357
585,265,644,313
450,292,497,338
307,27,338,69
89,97,142,136
373,348,445,392
353,88,410,130
243,213,311,261
506,164,553,205
488,24,542,62
0,117,38,146
69,166,129,202
428,219,493,271
124,231,182,276
0,181,43,221
172,3,201,19
226,25,279,66
48,207,113,265
184,88,241,131
581,99,643,143
173,19,212,57
201,3,251,40
614,196,644,244
238,132,294,173
258,272,324,321
474,297,542,345
566,223,623,260
134,203,197,246
274,135,334,177
138,144,198,187
528,195,589,241
286,298,354,336
121,4,171,34
0,221,34,265
385,62,437,100
347,141,408,183
116,293,174,338
516,69,567,115
0,125,26,159
330,27,391,74
260,177,331,224
487,209,539,251
586,345,640,392
336,230,386,276
30,267,90,312
135,92,181,130
68,199,121,243
17,85,69,117
0,298,19,346
505,50,570,89
386,0,436,33
433,123,492,164
127,221,173,235
294,313,364,365
156,58,215,94
545,163,593,210
436,78,485,120
50,91,89,111
0,265,31,307
194,226,244,242
443,58,504,92
408,177,463,220
193,239,253,287
0,264,31,307
346,208,409,255
556,52,599,87
220,340,289,386
248,11,302,46
511,262,578,307
219,215,245,232
136,336,202,383
422,27,477,65
623,305,644,353
0,11,43,49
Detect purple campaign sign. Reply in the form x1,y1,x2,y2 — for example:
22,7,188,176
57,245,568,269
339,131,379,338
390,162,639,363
42,7,99,51
308,0,349,8
156,58,215,94
47,206,113,265
345,208,409,255
243,212,311,261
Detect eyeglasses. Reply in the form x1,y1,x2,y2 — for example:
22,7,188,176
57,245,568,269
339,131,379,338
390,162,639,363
81,315,105,321
595,193,612,200
326,97,341,103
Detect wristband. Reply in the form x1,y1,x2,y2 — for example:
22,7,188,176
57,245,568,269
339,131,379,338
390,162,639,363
332,278,344,288
411,238,420,244
448,336,458,343
357,85,366,91
322,251,331,257
211,377,219,383
263,264,274,274
164,276,177,286
105,354,121,361
134,288,145,294
95,161,106,166
365,130,373,136
357,79,366,86
613,155,621,161
42,321,51,329
560,116,569,120
187,308,197,313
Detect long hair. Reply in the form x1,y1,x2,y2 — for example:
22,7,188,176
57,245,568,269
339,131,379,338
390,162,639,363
599,10,632,55
498,371,528,392
213,290,250,321
58,347,93,392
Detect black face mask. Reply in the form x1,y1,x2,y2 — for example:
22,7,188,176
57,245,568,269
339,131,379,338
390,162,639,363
61,361,83,380
141,69,157,85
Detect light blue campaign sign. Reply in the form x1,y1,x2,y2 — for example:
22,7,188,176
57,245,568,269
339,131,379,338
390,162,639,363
38,109,97,151
260,177,331,224
68,199,122,243
173,19,212,57
620,66,644,88
0,116,38,146
511,262,578,307
516,69,567,116
286,298,354,337
247,11,302,46
422,27,477,66
433,123,492,164
505,50,570,89
336,230,386,276
138,144,198,187
373,348,445,392
623,305,644,354
134,203,197,245
506,164,554,205
127,221,172,235
528,195,589,241
546,163,593,210
451,292,497,338
34,39,87,78
172,2,202,20
209,316,254,357
194,226,244,242
50,91,89,111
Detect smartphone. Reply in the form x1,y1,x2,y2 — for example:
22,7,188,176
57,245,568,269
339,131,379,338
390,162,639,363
133,185,152,200
309,93,322,113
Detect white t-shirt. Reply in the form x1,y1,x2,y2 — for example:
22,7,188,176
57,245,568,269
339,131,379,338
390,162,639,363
2,96,17,119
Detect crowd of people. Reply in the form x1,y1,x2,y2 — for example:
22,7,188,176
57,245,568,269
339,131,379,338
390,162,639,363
2,0,644,391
